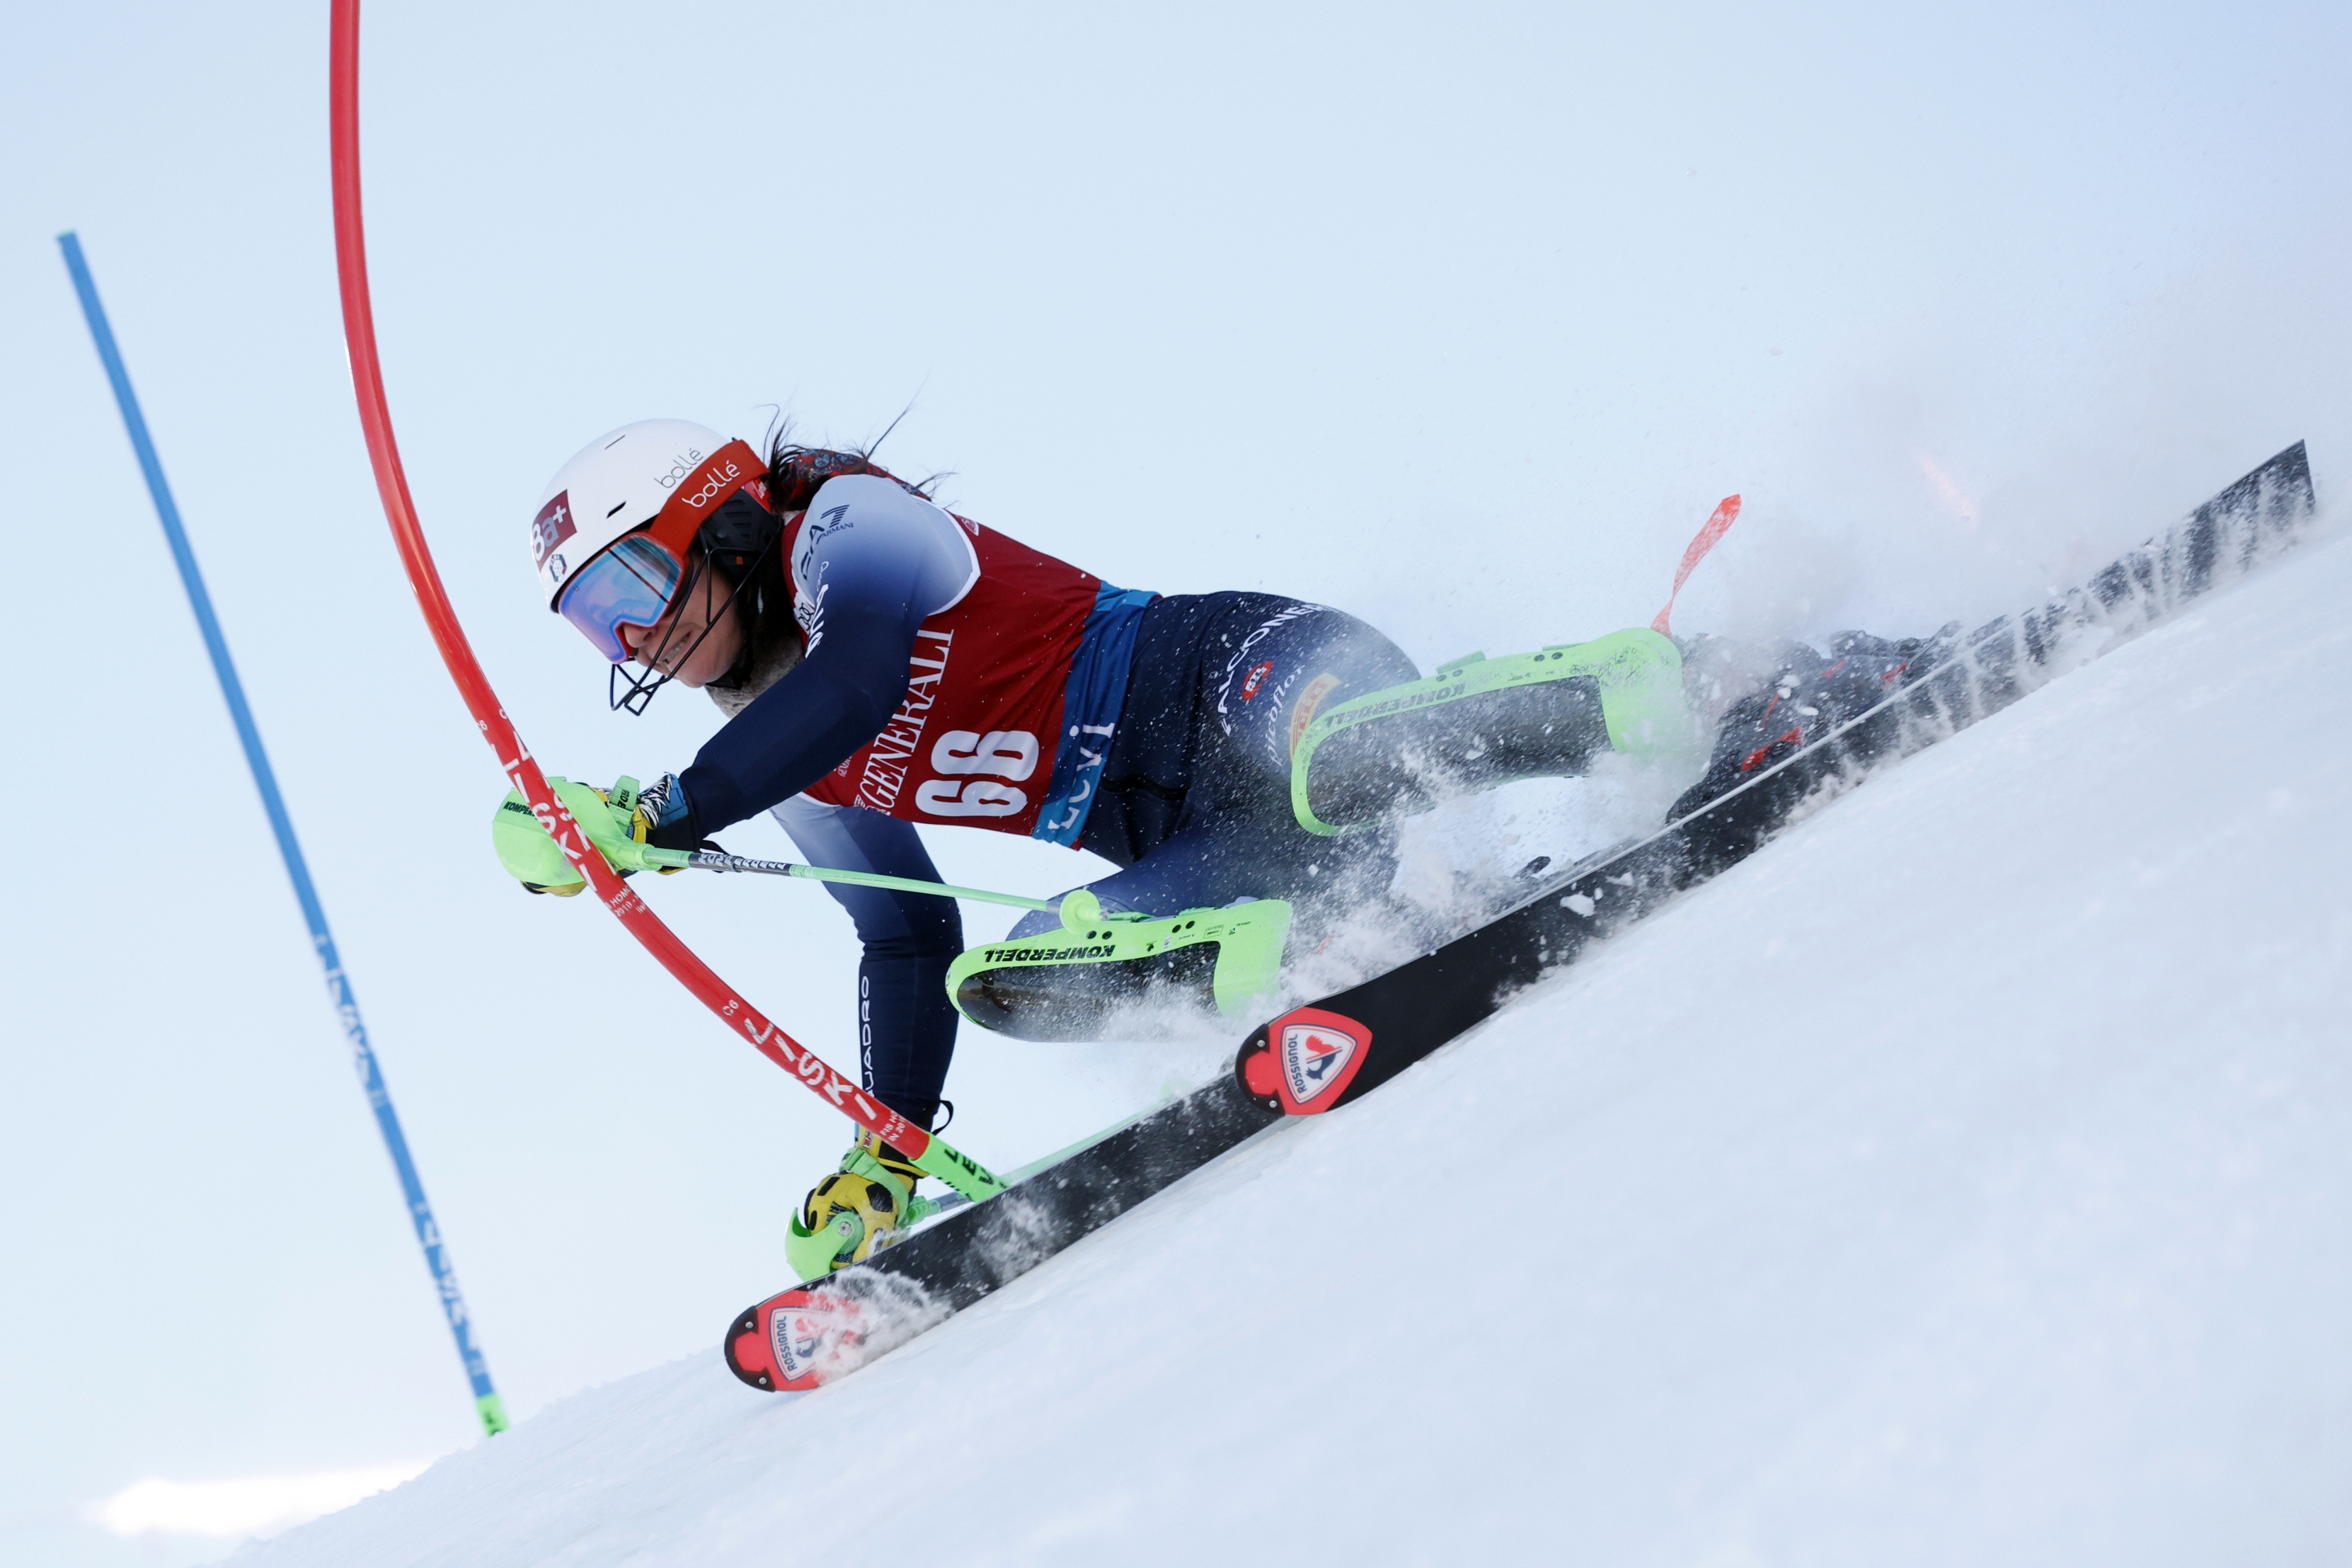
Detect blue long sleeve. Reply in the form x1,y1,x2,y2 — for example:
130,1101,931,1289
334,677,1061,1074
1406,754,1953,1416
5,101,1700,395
678,474,978,833
679,600,922,831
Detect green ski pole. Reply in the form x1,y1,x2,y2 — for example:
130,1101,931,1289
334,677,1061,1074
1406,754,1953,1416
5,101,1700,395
643,847,1061,912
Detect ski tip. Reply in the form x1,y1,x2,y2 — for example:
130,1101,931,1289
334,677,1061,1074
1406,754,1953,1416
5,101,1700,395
724,1304,779,1391
1237,1025,1281,1109
724,1286,869,1393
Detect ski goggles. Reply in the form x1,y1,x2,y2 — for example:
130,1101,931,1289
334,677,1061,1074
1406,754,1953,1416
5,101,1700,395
557,535,687,663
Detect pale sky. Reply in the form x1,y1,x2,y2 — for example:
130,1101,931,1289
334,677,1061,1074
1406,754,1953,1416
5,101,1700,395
3,2,2347,1563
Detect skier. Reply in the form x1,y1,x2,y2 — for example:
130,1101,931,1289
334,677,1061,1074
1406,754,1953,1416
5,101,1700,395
499,419,1940,1272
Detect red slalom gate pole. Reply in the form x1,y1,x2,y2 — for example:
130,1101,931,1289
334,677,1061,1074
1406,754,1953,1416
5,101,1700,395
325,0,1002,1202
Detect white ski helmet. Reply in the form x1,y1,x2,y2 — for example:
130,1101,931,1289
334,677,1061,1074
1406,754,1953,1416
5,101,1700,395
530,419,771,659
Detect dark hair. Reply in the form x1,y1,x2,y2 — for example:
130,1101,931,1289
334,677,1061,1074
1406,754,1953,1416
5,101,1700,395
760,412,943,510
702,416,946,690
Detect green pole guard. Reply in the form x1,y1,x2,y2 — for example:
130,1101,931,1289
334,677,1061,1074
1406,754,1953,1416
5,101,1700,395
909,1136,1010,1203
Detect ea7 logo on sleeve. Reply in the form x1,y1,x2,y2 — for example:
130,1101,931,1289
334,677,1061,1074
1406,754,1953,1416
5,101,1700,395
532,491,576,570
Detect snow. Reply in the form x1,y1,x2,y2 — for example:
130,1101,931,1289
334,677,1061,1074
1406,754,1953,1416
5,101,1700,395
87,1465,431,1544
243,526,2352,1565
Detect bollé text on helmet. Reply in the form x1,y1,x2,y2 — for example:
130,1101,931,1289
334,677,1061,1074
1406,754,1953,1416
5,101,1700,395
680,456,743,510
654,448,707,490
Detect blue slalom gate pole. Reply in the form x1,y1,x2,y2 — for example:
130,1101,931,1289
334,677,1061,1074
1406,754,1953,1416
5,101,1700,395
59,231,508,1439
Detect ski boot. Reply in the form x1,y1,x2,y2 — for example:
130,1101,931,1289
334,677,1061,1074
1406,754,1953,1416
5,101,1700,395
1291,628,1689,835
1665,629,1955,833
947,888,1292,1041
786,1127,945,1280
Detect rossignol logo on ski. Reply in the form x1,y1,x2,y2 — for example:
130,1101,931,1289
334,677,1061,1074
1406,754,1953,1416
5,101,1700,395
1281,1022,1358,1103
771,1292,853,1385
1240,1006,1373,1115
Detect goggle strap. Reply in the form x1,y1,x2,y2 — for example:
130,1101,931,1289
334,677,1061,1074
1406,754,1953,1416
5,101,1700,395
641,439,770,560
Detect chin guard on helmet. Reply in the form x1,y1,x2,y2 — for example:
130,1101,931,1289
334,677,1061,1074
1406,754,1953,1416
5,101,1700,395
698,488,783,572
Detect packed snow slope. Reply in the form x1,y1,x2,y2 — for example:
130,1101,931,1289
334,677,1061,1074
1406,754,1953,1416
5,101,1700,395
251,527,2352,1567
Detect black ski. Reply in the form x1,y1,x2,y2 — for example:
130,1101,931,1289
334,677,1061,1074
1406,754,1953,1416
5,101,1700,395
726,441,2315,1392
